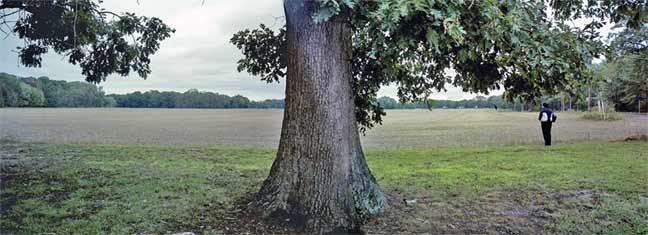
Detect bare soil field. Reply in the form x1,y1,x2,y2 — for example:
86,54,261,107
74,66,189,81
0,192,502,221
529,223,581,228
1,108,646,147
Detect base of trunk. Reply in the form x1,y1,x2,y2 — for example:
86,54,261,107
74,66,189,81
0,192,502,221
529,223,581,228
252,1,388,233
254,155,387,233
254,131,387,233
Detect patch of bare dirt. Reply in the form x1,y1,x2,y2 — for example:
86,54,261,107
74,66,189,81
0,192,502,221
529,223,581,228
363,189,616,235
207,194,303,235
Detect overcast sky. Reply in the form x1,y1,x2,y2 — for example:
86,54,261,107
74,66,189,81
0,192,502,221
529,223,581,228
0,0,610,100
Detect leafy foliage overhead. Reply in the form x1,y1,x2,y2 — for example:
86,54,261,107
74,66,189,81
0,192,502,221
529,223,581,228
0,0,174,83
550,0,648,29
231,24,287,83
231,0,620,129
608,23,647,59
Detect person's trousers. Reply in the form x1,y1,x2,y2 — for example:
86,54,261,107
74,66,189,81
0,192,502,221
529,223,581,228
541,122,552,146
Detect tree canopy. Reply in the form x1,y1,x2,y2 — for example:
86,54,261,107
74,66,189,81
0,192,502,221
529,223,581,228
594,23,648,112
0,0,174,83
231,0,639,129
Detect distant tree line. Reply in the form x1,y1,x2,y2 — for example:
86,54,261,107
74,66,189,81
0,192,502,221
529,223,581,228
4,71,641,112
376,94,621,112
3,71,515,110
0,73,115,107
377,95,529,110
0,73,285,109
0,71,576,111
108,89,284,109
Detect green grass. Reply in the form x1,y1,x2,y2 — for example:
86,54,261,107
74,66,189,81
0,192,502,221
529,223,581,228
369,142,647,198
1,141,647,234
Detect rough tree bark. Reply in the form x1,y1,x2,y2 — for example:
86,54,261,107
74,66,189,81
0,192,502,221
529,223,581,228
253,1,386,233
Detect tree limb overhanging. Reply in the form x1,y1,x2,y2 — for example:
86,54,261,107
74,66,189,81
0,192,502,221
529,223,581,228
0,0,174,83
232,0,638,130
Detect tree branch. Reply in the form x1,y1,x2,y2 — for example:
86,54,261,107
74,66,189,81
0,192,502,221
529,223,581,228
0,9,20,18
0,1,25,10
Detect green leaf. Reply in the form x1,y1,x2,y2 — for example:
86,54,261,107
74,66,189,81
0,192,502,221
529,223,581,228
430,9,443,19
426,28,440,52
446,22,466,42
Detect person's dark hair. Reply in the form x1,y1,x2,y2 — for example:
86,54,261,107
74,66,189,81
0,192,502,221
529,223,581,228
542,103,549,108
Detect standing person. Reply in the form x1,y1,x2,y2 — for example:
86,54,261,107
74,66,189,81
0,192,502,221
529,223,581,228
539,103,557,146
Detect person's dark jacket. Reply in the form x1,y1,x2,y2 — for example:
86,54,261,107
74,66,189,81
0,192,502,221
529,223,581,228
539,107,557,123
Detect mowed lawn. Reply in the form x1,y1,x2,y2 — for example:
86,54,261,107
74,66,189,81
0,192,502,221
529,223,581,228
1,140,646,234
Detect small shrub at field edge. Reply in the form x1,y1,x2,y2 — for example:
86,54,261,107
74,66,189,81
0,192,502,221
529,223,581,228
580,111,624,121
625,134,648,142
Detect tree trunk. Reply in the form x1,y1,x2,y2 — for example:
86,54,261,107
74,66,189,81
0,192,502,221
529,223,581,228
521,102,524,112
644,80,648,113
587,85,592,112
561,93,565,112
254,1,386,233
